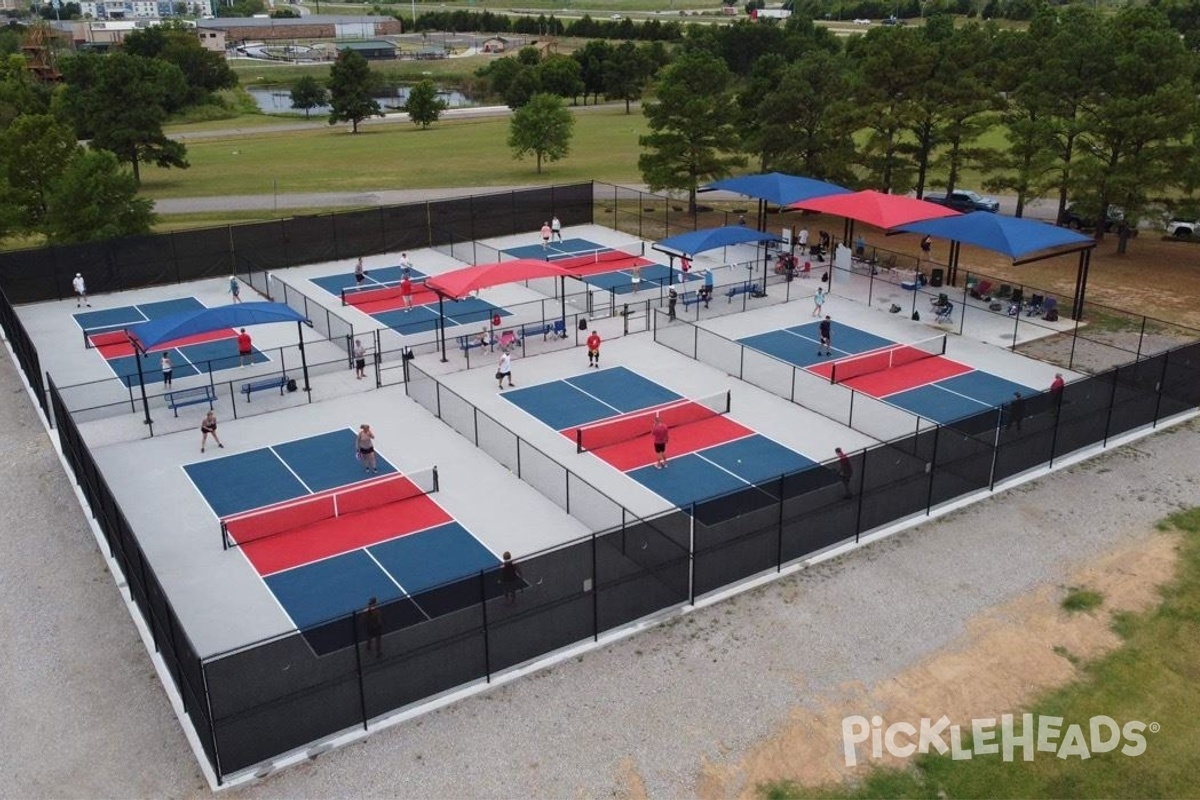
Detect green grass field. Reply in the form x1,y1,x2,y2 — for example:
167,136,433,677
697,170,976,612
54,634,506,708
763,507,1200,800
149,106,648,198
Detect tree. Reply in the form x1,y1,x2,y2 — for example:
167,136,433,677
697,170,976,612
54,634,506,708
123,22,237,106
42,149,155,244
507,92,574,173
1075,6,1199,251
603,41,653,114
536,54,584,104
405,79,447,129
845,26,929,194
572,39,613,106
504,67,541,109
57,52,189,184
638,49,746,213
0,115,78,231
0,53,53,127
290,75,328,118
327,49,383,133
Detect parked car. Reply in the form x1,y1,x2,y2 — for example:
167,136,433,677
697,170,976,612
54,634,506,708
881,15,904,25
923,189,1001,213
1167,218,1199,238
1061,203,1125,233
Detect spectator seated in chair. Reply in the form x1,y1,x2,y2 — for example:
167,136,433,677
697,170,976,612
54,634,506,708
933,297,954,323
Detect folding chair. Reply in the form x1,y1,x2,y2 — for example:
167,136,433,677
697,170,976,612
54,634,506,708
1041,297,1059,321
970,280,993,300
499,329,520,351
1025,293,1044,316
1007,288,1024,316
935,299,954,324
995,284,1013,299
930,292,949,308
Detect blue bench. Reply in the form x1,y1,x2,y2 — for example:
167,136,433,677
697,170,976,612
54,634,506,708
679,291,705,310
241,375,289,401
166,385,215,417
456,335,495,354
520,320,567,340
726,283,762,301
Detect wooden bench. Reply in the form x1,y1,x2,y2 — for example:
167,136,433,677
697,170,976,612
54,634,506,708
726,283,762,302
166,385,216,418
240,375,289,401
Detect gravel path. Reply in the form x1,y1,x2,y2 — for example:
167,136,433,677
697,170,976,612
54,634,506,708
1,339,1195,798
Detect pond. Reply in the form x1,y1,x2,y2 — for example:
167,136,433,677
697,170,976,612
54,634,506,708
246,85,475,116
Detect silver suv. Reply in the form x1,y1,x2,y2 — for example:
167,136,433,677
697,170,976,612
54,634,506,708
1167,218,1198,238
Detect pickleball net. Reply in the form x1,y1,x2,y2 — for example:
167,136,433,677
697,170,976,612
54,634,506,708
341,274,429,307
575,391,731,454
828,334,947,385
546,242,646,271
220,467,439,549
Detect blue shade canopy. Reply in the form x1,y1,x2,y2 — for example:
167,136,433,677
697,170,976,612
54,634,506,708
655,226,782,256
897,212,1095,259
702,172,852,205
129,302,309,350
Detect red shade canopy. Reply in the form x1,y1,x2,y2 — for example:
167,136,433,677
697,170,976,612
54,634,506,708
424,259,576,300
790,190,960,230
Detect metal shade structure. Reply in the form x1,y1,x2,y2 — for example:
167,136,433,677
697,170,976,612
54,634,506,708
790,190,961,230
423,259,576,300
654,226,784,294
424,259,578,362
124,301,314,430
896,212,1094,260
129,302,308,350
654,226,783,257
897,212,1097,318
702,172,852,206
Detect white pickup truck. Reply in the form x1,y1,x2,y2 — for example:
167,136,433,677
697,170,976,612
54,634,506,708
1167,218,1199,238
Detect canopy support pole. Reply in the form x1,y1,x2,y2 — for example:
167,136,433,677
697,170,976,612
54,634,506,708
297,320,312,397
438,295,448,363
559,277,567,330
131,334,153,434
1072,249,1090,322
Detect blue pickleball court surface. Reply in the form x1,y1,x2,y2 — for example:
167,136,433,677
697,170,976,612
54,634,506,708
887,371,1033,424
504,239,697,294
739,321,895,368
503,366,682,430
264,522,500,629
183,429,398,519
738,321,1036,424
311,265,429,299
75,297,207,338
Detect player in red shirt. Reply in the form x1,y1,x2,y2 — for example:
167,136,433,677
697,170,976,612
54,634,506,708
400,275,413,312
236,328,252,367
651,413,669,469
586,330,601,369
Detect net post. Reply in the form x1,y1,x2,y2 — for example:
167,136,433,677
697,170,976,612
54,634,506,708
576,428,584,454
340,287,348,306
220,521,230,550
724,389,731,414
939,333,947,355
432,465,440,493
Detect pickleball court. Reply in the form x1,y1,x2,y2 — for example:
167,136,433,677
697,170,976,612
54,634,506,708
739,320,1034,424
312,263,511,336
501,365,827,515
75,297,270,387
183,428,506,654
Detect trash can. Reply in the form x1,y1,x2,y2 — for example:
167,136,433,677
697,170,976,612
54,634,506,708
930,268,945,287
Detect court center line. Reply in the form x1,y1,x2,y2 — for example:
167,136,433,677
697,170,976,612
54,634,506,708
364,549,433,621
561,378,630,416
778,328,854,358
267,446,315,496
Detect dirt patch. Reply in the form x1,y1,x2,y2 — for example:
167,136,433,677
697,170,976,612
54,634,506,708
695,528,1182,799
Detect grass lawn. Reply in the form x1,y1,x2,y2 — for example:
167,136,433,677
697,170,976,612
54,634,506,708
762,507,1200,799
145,106,648,198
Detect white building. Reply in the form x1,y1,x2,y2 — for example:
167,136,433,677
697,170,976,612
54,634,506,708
75,0,214,19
